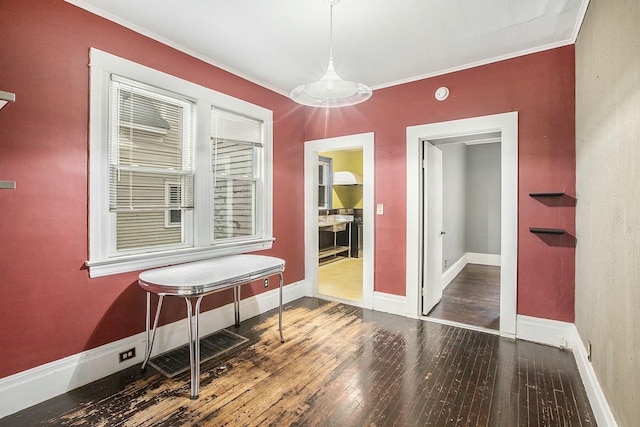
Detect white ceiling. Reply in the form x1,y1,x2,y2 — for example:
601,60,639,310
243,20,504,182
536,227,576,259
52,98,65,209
66,0,588,96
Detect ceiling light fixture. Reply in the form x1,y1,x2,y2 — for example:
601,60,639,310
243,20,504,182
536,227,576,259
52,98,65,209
290,0,372,108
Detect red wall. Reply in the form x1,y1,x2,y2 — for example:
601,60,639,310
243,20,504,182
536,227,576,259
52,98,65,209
305,46,576,322
0,0,576,380
0,0,306,378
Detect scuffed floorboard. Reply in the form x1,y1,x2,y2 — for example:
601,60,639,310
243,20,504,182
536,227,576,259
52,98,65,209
1,298,595,426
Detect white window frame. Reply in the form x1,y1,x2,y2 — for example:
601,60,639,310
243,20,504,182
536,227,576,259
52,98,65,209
87,48,274,278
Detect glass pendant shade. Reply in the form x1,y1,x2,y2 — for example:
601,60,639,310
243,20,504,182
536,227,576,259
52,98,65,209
291,59,371,107
290,1,372,108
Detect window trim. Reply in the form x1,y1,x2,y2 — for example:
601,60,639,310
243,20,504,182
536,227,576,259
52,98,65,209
87,48,273,278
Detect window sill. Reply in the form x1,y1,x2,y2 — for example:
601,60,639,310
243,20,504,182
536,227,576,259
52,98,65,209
86,238,275,278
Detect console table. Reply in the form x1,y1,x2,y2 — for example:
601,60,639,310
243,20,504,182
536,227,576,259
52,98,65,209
138,254,286,399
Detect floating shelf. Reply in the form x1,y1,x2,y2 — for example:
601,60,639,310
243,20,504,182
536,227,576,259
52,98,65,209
0,90,16,110
529,192,565,197
529,228,566,235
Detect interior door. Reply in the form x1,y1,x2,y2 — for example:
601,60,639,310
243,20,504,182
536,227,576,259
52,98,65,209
422,141,443,315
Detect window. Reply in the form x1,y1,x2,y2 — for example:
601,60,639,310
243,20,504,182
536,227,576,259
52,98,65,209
88,49,273,278
318,156,333,209
211,107,263,241
110,77,195,251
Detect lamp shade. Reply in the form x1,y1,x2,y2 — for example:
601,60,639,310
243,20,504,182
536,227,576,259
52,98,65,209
290,59,372,108
290,0,372,108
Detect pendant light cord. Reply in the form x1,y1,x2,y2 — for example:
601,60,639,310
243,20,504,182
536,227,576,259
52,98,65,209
328,1,334,62
289,0,372,107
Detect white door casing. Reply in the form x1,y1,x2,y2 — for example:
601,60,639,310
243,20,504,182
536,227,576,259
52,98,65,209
406,112,518,337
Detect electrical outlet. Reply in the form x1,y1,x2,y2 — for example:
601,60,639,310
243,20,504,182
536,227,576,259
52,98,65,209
444,259,448,268
119,348,136,363
587,341,592,362
263,278,269,288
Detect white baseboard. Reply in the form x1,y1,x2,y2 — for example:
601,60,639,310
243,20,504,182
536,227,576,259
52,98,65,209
517,315,617,427
569,326,618,427
442,252,500,289
0,280,306,419
467,252,501,266
516,314,574,348
442,253,468,289
372,292,408,317
0,332,147,420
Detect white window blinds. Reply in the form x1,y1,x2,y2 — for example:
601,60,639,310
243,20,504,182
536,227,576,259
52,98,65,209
211,107,263,241
109,76,195,250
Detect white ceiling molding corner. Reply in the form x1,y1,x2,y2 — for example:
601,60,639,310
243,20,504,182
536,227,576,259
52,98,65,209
66,0,589,96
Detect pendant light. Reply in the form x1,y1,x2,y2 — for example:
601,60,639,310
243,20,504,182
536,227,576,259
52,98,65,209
290,0,372,108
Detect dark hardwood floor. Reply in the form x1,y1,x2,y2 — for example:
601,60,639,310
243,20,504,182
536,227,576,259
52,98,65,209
1,297,595,426
428,264,501,330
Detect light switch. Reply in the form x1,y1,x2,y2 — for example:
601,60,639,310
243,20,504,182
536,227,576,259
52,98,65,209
376,204,384,215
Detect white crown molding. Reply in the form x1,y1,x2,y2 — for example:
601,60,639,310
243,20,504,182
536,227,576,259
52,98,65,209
571,0,592,43
66,0,590,97
372,40,576,91
64,0,288,97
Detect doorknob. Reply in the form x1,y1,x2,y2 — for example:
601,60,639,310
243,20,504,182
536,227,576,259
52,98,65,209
440,231,446,235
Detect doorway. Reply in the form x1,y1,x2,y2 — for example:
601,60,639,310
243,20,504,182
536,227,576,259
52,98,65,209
318,148,364,302
423,137,502,330
406,112,518,338
304,133,375,310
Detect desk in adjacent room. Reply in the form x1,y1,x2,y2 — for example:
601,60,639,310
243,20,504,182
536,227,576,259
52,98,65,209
138,254,286,399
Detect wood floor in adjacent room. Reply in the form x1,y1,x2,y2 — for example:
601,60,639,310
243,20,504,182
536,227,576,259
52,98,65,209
1,298,595,426
318,257,363,302
428,263,501,330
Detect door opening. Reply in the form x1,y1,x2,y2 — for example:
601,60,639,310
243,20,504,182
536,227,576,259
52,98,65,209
304,133,375,310
422,136,502,331
317,148,364,303
406,112,518,338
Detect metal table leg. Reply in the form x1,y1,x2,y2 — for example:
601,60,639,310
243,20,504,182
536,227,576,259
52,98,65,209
233,285,240,326
194,296,203,398
184,298,196,399
141,293,164,371
185,296,204,400
279,272,284,343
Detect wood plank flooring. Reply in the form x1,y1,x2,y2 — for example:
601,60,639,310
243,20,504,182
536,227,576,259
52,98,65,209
0,298,595,426
318,257,363,302
428,264,501,330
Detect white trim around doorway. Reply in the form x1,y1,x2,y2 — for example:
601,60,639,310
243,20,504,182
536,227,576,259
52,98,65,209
304,133,375,309
405,112,518,337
